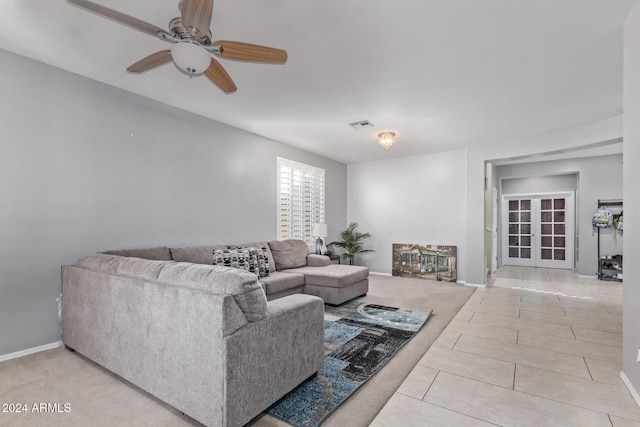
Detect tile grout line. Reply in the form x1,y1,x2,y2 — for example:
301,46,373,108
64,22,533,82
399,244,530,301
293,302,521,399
451,332,463,349
417,399,503,426
421,369,441,400
513,331,623,364
583,356,595,381
439,369,623,423
447,338,593,381
469,334,613,376
509,382,636,423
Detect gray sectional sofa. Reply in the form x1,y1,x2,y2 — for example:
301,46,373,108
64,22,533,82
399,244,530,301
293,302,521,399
61,239,369,427
103,239,369,305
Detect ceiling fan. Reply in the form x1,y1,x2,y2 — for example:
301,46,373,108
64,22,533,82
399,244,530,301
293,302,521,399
67,0,288,93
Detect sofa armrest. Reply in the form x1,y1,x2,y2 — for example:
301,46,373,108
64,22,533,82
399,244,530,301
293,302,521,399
307,254,331,267
62,265,243,427
223,294,325,426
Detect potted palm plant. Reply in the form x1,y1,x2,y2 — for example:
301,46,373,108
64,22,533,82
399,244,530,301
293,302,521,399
328,222,375,265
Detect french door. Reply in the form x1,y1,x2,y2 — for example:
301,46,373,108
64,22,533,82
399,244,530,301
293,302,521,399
502,192,575,269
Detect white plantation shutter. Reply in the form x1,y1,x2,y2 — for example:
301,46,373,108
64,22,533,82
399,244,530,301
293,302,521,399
277,157,325,243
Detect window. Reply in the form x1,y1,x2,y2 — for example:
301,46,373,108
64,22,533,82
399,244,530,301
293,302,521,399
277,157,325,244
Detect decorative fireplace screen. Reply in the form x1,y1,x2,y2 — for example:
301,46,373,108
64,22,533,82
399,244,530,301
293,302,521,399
392,244,457,282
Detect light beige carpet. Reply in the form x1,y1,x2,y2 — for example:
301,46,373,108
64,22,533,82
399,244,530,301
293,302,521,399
0,274,475,427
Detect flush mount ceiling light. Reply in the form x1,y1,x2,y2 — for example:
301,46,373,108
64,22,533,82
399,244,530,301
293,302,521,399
377,131,396,151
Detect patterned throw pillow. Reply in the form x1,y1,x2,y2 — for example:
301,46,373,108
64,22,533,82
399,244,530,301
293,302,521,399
255,246,270,278
212,247,270,278
213,248,255,275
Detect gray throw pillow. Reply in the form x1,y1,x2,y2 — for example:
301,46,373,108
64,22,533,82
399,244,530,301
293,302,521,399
268,239,309,270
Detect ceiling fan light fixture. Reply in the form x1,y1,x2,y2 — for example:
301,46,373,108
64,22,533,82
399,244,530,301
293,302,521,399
67,0,287,92
171,42,210,76
377,131,396,151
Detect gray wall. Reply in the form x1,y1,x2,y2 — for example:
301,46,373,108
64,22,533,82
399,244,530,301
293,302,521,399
347,149,467,278
623,2,640,401
464,117,622,285
501,174,577,195
496,155,623,276
0,48,347,356
484,162,497,278
346,141,623,284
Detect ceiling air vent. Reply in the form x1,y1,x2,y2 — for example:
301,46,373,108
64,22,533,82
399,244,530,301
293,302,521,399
349,120,374,129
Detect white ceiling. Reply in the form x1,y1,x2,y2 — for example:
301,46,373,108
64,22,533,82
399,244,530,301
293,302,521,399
0,0,634,163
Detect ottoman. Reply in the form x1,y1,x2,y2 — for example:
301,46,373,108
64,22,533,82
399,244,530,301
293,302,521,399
284,264,369,305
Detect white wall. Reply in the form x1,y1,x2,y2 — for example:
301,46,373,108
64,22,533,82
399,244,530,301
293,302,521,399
347,149,467,278
0,48,348,356
497,155,623,276
622,1,640,402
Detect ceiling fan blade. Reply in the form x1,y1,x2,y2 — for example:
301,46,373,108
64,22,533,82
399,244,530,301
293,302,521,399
127,50,173,74
181,0,213,38
204,58,237,93
67,0,170,39
212,41,288,63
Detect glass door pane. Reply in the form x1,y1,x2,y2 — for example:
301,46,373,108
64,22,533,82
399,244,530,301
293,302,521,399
507,199,532,260
503,193,574,270
539,198,566,261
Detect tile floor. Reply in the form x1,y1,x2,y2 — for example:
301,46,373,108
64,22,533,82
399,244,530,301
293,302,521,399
371,266,638,427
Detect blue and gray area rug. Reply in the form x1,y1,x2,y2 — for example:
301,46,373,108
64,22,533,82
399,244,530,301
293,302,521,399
266,301,432,427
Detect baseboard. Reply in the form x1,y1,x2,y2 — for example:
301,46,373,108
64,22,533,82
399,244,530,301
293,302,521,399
464,282,487,288
621,371,640,408
370,272,392,276
372,273,477,286
0,341,62,363
372,272,470,285
576,273,598,279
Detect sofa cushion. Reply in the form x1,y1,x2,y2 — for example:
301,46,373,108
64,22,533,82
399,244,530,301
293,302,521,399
307,254,331,267
76,253,129,274
258,271,305,295
102,246,172,261
170,245,228,264
229,242,276,274
114,257,174,280
157,263,267,322
74,254,266,322
284,265,369,288
268,240,309,270
77,254,175,281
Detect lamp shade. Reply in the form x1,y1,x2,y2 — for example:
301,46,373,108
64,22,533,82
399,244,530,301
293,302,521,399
171,42,211,76
311,223,328,237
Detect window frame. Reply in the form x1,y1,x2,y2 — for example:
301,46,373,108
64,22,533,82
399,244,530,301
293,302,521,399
277,157,325,244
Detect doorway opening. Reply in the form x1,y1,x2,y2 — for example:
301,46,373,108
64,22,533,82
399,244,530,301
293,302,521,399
501,192,575,269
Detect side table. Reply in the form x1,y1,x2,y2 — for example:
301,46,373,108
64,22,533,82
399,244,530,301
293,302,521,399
328,255,341,264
